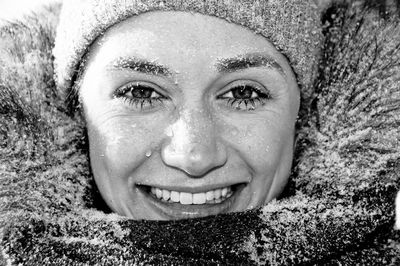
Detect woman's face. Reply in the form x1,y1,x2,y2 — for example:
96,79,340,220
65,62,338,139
80,11,300,220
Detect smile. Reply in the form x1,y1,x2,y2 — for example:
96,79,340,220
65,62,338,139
138,183,245,219
150,186,233,205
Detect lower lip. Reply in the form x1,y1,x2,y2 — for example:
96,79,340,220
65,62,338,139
139,184,245,220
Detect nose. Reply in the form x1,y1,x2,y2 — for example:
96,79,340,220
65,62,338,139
161,108,227,177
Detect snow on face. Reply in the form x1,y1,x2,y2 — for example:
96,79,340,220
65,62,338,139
80,11,300,220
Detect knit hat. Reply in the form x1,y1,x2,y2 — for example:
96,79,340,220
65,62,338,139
54,0,323,103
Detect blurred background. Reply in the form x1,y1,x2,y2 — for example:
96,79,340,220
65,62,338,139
0,0,59,26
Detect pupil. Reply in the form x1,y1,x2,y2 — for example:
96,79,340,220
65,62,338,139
232,85,252,99
131,86,152,98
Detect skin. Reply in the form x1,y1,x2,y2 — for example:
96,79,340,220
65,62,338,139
80,11,300,220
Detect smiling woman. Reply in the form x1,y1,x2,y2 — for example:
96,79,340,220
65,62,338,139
2,0,400,264
78,11,300,220
53,0,322,221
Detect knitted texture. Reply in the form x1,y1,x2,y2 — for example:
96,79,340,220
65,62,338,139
53,0,323,104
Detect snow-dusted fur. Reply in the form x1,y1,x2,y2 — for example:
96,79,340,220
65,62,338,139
1,2,400,265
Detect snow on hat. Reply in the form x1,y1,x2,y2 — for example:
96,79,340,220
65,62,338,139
54,0,323,103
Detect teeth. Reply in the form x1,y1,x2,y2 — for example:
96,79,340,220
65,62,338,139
221,187,228,197
171,191,180,202
180,192,192,205
156,188,162,199
162,189,170,201
214,189,221,199
206,191,214,201
193,193,206,204
150,186,233,205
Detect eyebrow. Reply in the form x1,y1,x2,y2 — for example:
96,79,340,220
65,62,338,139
216,54,286,76
108,53,285,77
108,57,173,76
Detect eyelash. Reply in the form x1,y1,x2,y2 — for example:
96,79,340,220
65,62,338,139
114,82,166,110
114,81,271,111
217,83,271,111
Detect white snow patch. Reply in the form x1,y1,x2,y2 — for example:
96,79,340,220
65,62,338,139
395,191,400,230
0,0,61,26
51,236,109,246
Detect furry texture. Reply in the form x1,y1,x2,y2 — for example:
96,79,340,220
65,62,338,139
1,2,400,265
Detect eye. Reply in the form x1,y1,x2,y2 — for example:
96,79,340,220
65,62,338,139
218,81,271,111
114,82,167,111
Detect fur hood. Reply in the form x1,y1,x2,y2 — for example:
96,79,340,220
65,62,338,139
1,2,400,265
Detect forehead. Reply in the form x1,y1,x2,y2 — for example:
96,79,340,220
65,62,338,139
87,11,292,74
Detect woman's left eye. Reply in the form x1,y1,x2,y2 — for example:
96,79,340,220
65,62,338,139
218,82,271,111
114,82,166,110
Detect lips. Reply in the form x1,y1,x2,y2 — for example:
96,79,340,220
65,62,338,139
138,183,244,219
150,186,233,205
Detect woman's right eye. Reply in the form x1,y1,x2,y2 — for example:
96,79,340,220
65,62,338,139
114,82,167,111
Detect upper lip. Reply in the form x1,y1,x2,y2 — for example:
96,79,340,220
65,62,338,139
136,182,246,193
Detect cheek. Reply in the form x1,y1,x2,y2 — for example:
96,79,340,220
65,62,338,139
247,123,292,170
86,115,161,181
222,111,296,174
